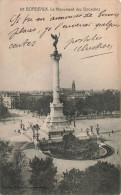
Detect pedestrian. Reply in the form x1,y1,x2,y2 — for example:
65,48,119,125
86,128,89,135
112,130,114,133
109,133,110,137
90,125,93,133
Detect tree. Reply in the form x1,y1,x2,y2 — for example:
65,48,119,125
0,139,13,161
58,161,120,195
76,99,85,115
115,92,120,111
36,95,53,116
63,132,79,149
19,90,120,117
29,156,57,193
0,161,24,194
62,99,76,117
0,140,26,195
83,161,120,195
0,103,10,119
11,148,27,173
59,168,84,194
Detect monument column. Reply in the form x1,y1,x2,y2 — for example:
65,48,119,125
39,34,75,140
51,51,62,104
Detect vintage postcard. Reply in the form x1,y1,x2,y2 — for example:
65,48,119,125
0,0,120,194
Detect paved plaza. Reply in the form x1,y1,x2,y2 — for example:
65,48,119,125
0,109,120,180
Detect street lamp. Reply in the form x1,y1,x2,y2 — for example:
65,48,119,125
32,124,40,142
36,124,40,141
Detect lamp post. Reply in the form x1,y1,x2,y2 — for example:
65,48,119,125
36,124,39,142
32,124,40,142
32,125,36,141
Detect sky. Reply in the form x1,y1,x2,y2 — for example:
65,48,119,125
0,0,120,91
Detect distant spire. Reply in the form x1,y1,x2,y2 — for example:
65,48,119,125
72,80,76,92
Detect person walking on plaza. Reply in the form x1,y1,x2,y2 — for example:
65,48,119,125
86,128,89,136
96,124,100,135
90,125,93,133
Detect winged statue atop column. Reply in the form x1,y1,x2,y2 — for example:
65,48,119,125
51,33,60,51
